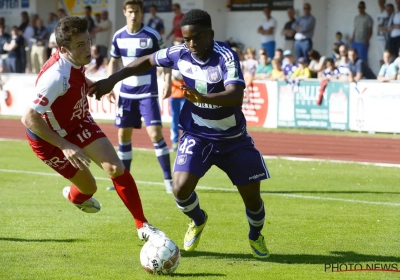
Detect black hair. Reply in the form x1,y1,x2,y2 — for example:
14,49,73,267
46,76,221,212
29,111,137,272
150,4,157,10
180,9,212,28
336,31,342,36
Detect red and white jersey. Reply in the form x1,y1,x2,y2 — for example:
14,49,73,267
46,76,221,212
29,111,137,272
29,50,92,137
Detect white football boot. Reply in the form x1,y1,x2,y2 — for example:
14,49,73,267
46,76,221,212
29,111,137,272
164,179,173,194
62,187,101,213
137,222,167,241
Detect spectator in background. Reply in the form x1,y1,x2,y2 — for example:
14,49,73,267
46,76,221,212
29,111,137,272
335,32,345,46
308,49,326,78
0,17,9,33
388,1,400,57
282,50,297,78
166,3,184,41
92,11,112,58
169,39,186,152
48,31,57,56
30,18,48,74
292,3,316,63
254,52,272,80
274,48,283,61
377,50,398,81
148,4,165,35
3,26,25,73
319,58,340,80
94,13,101,26
332,42,340,62
23,15,39,73
86,44,107,76
257,6,276,59
57,8,67,19
270,58,284,80
348,48,376,81
243,47,259,102
0,24,10,73
392,48,400,71
377,0,388,60
231,46,245,71
281,7,296,55
84,5,95,34
19,11,30,33
351,1,373,63
292,57,312,79
336,44,350,79
46,12,58,34
384,4,395,53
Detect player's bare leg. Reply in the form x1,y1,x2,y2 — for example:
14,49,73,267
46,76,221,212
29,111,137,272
237,181,269,258
84,137,166,240
146,125,173,193
173,171,207,251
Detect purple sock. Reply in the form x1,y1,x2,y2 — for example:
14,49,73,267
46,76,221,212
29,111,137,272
117,141,132,171
153,138,172,179
175,192,205,226
246,200,265,241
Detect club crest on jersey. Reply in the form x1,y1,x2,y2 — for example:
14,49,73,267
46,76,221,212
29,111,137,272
140,38,148,48
177,155,187,165
207,67,221,83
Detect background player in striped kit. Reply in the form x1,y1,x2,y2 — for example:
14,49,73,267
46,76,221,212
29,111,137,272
89,9,271,259
106,0,173,193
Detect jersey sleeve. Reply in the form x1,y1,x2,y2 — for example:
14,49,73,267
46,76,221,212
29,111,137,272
152,45,181,70
30,71,68,114
110,33,121,58
222,50,245,88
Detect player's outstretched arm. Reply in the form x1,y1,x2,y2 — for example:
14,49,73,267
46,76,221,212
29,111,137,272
87,54,156,100
181,84,244,107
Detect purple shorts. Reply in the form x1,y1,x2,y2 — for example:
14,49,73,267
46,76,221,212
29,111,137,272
115,97,162,128
174,132,270,186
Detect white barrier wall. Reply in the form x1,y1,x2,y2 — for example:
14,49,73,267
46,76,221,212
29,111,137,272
0,74,278,129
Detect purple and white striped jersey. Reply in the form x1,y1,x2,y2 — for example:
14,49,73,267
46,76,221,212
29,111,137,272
152,41,246,140
110,24,164,99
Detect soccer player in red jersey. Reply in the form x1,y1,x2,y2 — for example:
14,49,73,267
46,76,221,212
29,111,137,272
21,16,165,241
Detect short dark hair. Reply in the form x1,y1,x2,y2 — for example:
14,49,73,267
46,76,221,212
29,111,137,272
123,0,143,11
276,48,283,53
150,4,157,10
180,9,212,29
325,57,334,65
173,3,181,9
336,31,342,36
84,5,92,11
387,3,394,10
55,16,88,49
348,48,358,54
307,49,321,60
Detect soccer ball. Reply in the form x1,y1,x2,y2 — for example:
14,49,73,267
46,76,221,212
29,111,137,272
140,236,180,275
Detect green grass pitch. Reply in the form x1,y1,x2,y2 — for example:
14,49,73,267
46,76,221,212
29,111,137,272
0,140,399,279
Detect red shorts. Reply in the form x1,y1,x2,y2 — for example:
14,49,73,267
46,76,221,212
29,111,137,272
26,121,106,179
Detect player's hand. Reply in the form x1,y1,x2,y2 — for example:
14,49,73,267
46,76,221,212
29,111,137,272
107,90,116,103
163,81,172,99
180,85,204,103
87,78,115,101
60,142,91,170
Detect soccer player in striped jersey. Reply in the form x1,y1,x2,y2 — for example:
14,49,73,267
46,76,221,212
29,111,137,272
89,9,270,258
106,0,173,193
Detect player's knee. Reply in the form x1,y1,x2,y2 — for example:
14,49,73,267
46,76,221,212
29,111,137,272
104,162,125,178
172,179,193,200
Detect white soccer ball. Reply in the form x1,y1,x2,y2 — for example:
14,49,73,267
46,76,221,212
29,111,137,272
140,236,180,275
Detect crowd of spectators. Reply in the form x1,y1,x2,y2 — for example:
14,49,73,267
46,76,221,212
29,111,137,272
2,1,400,84
0,6,112,75
235,0,400,88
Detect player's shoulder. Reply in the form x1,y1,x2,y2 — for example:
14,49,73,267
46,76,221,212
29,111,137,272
36,53,71,90
112,26,128,40
143,25,162,41
167,43,188,56
213,41,237,62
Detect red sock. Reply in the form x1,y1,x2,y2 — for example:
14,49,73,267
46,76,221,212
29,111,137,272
111,169,147,229
68,184,93,204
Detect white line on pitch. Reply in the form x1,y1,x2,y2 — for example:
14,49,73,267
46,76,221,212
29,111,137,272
1,138,400,168
1,168,399,207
